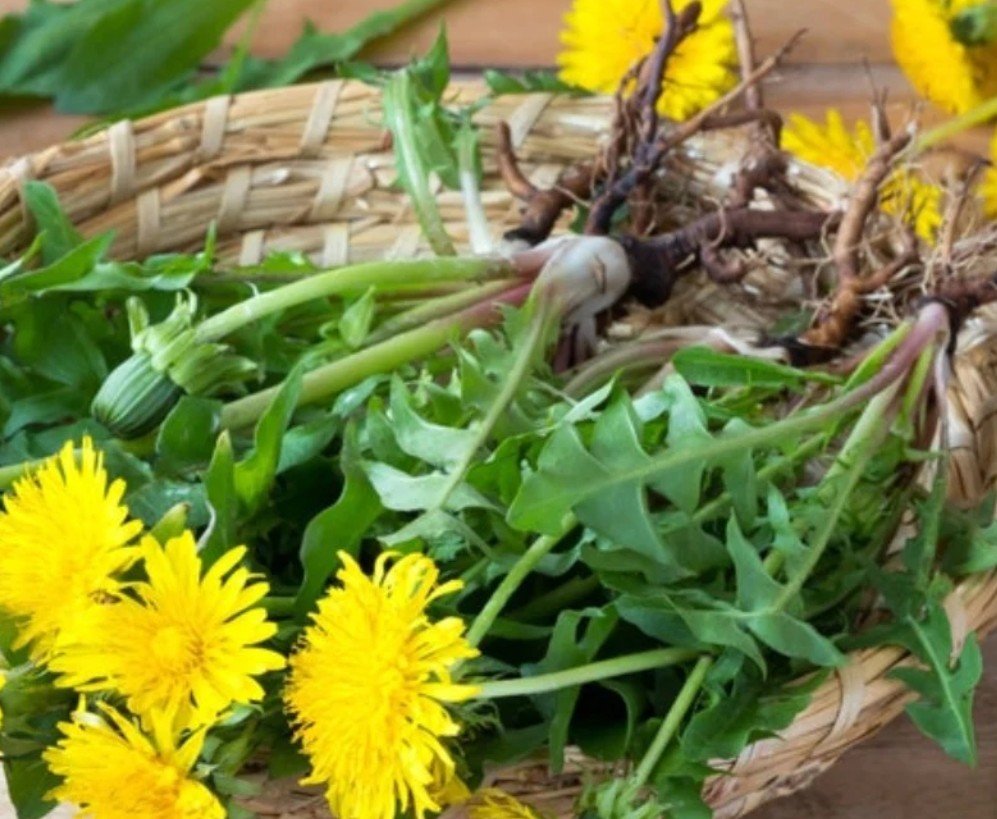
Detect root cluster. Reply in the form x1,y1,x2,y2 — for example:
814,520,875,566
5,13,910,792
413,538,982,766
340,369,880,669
496,0,996,365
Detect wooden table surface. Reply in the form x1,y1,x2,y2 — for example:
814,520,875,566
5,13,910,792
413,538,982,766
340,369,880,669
0,1,995,817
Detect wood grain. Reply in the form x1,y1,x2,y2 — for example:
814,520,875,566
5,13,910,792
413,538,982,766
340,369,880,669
0,0,896,67
223,0,895,67
0,1,993,817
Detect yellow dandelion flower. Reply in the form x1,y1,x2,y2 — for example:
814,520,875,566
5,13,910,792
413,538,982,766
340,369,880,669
557,0,737,121
782,110,944,241
49,531,285,729
469,788,542,819
432,764,472,809
44,703,223,819
285,551,480,819
782,110,874,181
891,0,997,114
0,437,140,658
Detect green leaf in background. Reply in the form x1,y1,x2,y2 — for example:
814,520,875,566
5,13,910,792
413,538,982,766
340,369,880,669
0,0,84,99
387,376,477,472
483,68,590,96
746,612,844,667
124,476,209,529
672,346,839,390
4,755,59,819
0,663,75,819
241,0,453,90
148,502,191,544
853,471,987,764
295,423,382,617
942,511,997,576
680,675,821,761
890,605,982,765
508,381,732,581
339,287,377,350
573,678,645,761
951,1,997,46
22,181,83,264
0,0,252,113
156,396,223,473
275,412,341,474
615,589,766,671
381,28,459,256
766,485,810,576
898,472,945,595
55,0,256,113
361,460,493,512
0,204,207,298
0,234,113,300
522,607,618,771
725,516,782,612
3,387,90,438
201,430,239,563
8,300,106,389
233,364,303,514
0,0,456,117
585,397,692,576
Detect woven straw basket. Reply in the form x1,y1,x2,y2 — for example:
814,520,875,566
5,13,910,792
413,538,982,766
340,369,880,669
3,80,997,818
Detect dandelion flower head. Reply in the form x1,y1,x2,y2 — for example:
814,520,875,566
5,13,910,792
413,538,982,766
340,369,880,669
0,438,140,657
43,703,223,819
285,551,479,819
558,0,737,121
469,788,543,819
50,531,284,729
782,110,943,241
891,0,997,114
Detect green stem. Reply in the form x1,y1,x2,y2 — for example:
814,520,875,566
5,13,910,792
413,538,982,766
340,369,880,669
197,257,507,341
915,93,997,151
633,656,713,789
477,648,698,699
773,383,900,609
466,516,576,647
458,557,489,589
563,336,690,398
219,282,532,430
457,120,493,254
262,596,297,617
508,574,601,621
366,279,519,344
898,345,935,437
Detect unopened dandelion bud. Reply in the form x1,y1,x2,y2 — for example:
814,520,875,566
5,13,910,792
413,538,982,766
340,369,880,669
91,352,182,439
91,295,257,438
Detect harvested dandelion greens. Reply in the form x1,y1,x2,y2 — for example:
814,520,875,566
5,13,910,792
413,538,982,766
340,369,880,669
0,5,996,819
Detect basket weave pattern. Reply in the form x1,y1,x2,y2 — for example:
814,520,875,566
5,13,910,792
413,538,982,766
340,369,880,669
4,81,997,818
